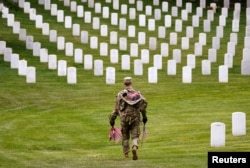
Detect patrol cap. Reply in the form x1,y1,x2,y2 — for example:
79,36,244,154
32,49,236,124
123,76,132,84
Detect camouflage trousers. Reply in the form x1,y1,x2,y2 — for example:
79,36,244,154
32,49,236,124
120,120,140,154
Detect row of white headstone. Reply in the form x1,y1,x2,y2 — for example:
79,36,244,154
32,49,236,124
210,112,246,147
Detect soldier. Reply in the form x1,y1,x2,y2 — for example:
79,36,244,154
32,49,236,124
109,77,148,160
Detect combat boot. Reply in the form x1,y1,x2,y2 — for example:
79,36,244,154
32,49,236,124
132,146,138,160
124,153,129,159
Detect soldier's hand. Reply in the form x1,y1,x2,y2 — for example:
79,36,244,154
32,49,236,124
110,121,115,127
143,117,148,124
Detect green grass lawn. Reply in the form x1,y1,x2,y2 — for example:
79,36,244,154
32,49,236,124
0,1,250,168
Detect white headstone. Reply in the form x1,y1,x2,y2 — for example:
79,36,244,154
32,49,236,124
216,26,224,38
186,2,192,13
224,0,229,8
134,59,143,75
207,10,214,21
84,54,93,70
175,19,183,32
182,66,192,83
42,23,50,35
212,37,220,50
221,7,228,17
128,25,136,37
33,42,41,57
19,29,27,41
196,7,203,17
40,48,48,63
57,10,64,22
187,54,196,69
92,17,100,30
173,49,181,63
119,18,127,30
84,11,91,23
90,36,98,49
65,42,73,56
51,4,58,16
167,60,177,75
94,59,103,76
153,54,162,69
160,43,169,57
64,0,70,6
100,25,108,36
138,32,146,45
139,14,146,27
74,48,83,63
100,42,108,56
119,37,127,50
203,20,211,32
181,37,189,50
110,31,118,44
48,54,57,69
65,16,72,28
129,8,136,20
121,4,127,15
194,43,203,56
208,48,217,63
154,9,161,20
243,48,250,61
113,0,119,10
23,2,30,14
70,1,77,12
199,33,207,46
137,1,143,11
149,37,157,50
219,15,226,26
13,21,20,34
232,19,239,32
244,37,250,48
158,26,166,38
241,60,250,75
4,48,12,62
219,65,228,83
210,122,225,147
162,2,168,12
227,42,235,56
169,32,177,45
72,24,80,36
200,0,206,8
106,67,115,84
148,19,155,31
181,9,188,21
130,43,138,57
232,112,246,136
11,53,19,69
94,2,102,13
0,41,6,54
57,36,65,50
58,60,67,76
26,35,34,50
186,26,194,38
111,13,118,25
141,49,150,64
164,15,172,27
18,60,27,76
26,67,36,83
77,5,84,18
176,0,182,7
103,7,109,19
44,0,51,10
121,55,130,70
110,49,119,64
171,6,178,17
202,60,211,75
67,67,77,84
148,67,158,83
192,15,200,27
145,5,152,16
49,30,57,42
81,31,89,44
224,53,233,68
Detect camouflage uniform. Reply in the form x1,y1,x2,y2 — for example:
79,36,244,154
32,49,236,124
109,87,147,156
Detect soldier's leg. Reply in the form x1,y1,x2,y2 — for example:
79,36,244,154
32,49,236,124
130,121,140,160
121,122,130,156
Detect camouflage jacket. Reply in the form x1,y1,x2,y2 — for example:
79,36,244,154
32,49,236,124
110,87,147,124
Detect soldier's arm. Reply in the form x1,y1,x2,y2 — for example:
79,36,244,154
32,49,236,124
109,95,120,125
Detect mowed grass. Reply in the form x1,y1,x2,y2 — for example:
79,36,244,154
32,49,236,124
0,1,250,168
